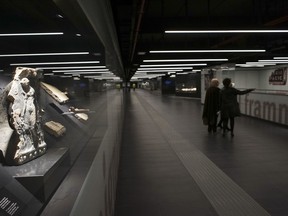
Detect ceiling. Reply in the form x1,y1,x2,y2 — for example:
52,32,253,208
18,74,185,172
111,0,288,79
0,0,121,80
1,0,288,82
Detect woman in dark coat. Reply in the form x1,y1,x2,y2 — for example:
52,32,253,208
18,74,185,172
202,78,220,133
220,78,255,137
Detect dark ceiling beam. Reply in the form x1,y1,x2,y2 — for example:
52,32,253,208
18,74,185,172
111,1,135,70
130,0,146,63
139,16,260,33
52,0,104,53
211,15,288,49
54,0,123,78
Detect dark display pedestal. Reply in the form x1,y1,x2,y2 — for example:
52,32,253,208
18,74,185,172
0,168,43,216
7,147,70,203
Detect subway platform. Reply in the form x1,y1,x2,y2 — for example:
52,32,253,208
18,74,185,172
115,89,288,216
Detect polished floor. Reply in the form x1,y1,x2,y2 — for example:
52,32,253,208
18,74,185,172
115,89,288,216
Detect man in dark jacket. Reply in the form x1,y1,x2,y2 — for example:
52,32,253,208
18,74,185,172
202,78,220,133
220,78,255,137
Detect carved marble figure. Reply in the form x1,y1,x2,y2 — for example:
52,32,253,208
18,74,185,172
0,67,47,165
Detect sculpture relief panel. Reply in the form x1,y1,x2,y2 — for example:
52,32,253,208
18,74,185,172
0,67,46,165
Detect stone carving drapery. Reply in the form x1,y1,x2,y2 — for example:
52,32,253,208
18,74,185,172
2,67,47,165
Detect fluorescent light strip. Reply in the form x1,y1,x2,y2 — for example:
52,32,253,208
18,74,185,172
84,75,116,78
176,72,188,75
0,32,64,36
0,52,89,57
134,73,166,75
137,74,166,77
140,63,206,67
246,62,277,65
133,75,165,78
138,67,193,70
258,59,288,62
92,77,120,80
273,57,288,59
143,59,228,62
11,61,100,66
64,73,99,76
150,50,266,53
64,72,112,75
136,70,183,73
165,30,288,33
256,61,288,64
135,72,167,75
236,64,264,67
37,66,106,70
53,69,109,73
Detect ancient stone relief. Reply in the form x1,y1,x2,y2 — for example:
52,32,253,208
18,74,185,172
40,82,69,104
0,67,47,165
61,106,93,121
44,121,66,137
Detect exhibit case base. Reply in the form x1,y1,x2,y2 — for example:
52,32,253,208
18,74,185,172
6,147,70,203
0,168,43,216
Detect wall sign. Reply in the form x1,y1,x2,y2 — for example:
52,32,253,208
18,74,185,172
269,67,287,85
239,93,288,126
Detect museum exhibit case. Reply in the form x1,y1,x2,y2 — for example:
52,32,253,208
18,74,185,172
0,68,124,215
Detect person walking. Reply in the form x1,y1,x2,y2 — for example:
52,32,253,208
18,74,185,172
202,78,220,133
220,78,255,137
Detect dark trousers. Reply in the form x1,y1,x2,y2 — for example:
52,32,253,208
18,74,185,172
222,117,234,134
208,115,218,133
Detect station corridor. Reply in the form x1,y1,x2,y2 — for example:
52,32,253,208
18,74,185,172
115,89,288,216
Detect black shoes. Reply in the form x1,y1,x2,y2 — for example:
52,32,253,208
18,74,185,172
217,124,231,131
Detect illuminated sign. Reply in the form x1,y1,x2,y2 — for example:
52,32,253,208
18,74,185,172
269,67,287,85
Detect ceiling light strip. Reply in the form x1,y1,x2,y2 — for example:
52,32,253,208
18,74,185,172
136,70,183,73
273,57,288,59
10,61,100,66
256,61,288,64
0,52,89,57
37,66,106,70
138,67,193,70
53,69,109,73
236,64,264,67
176,72,188,75
65,72,112,75
140,63,206,67
135,73,166,75
143,59,228,62
258,59,288,62
135,75,165,77
150,50,266,53
165,30,288,33
246,62,276,65
92,77,120,80
0,32,64,36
